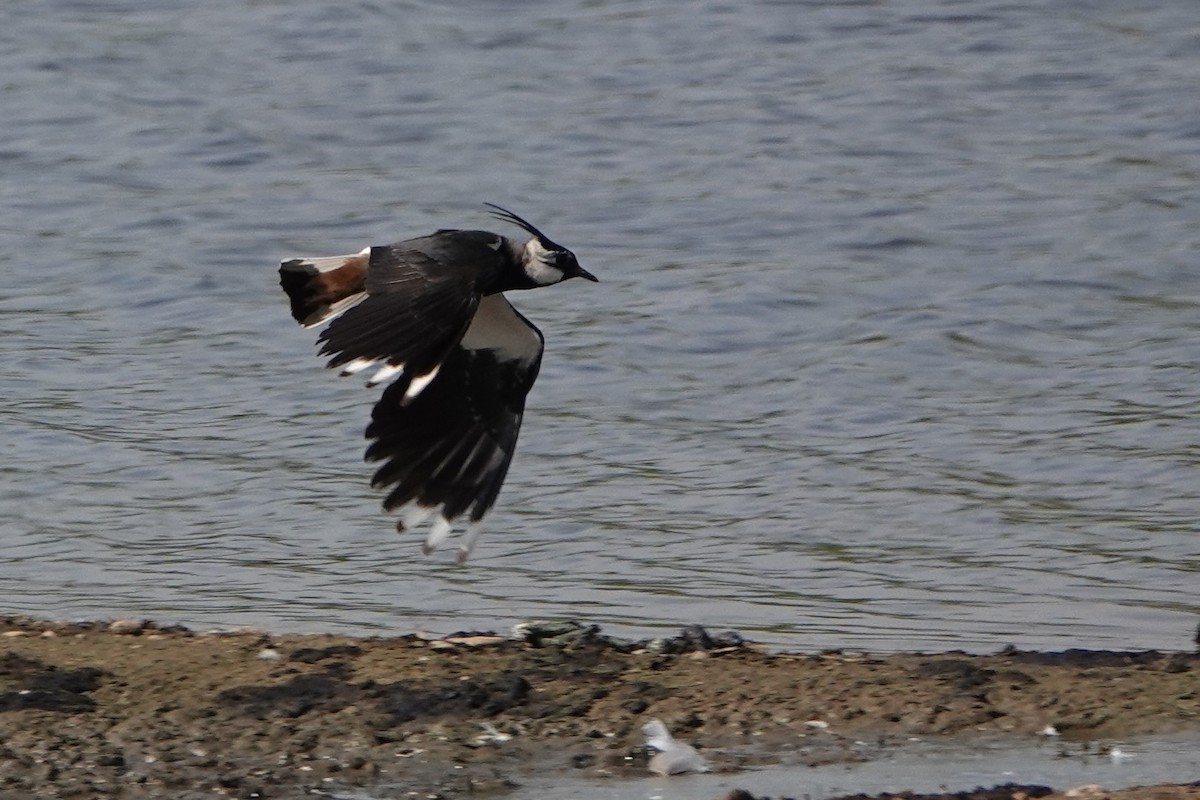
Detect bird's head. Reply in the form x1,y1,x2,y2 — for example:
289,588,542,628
485,203,598,287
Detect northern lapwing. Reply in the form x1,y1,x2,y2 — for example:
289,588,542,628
279,205,597,562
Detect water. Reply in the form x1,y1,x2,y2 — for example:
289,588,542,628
513,733,1200,800
1,0,1198,653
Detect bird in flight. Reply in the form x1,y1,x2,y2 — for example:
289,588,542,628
279,205,597,562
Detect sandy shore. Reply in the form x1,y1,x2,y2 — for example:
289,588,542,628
0,615,1197,799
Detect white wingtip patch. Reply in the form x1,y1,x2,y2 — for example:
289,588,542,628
403,364,441,402
340,357,378,376
422,516,454,555
367,362,405,387
399,502,434,532
456,521,485,564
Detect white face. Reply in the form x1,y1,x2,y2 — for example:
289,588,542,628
521,238,566,286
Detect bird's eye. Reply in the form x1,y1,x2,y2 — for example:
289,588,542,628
554,252,573,268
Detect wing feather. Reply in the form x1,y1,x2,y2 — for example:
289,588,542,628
314,248,480,394
364,296,544,558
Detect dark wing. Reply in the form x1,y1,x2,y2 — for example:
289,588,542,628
316,242,483,396
363,295,544,562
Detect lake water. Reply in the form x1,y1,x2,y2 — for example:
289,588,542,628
2,0,1198,653
516,733,1200,800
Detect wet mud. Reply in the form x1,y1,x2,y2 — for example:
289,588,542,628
0,616,1196,799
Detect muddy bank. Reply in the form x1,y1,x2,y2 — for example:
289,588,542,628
0,615,1196,799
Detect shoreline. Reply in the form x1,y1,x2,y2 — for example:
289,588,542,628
0,614,1197,799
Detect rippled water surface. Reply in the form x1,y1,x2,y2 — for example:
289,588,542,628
2,0,1198,652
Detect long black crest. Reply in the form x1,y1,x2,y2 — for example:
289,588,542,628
483,203,560,249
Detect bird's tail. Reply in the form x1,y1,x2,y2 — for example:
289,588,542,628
279,248,371,327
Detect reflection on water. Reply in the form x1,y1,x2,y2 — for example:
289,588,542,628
1,0,1197,652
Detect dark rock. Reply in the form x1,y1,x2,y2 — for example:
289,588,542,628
998,649,1164,668
0,652,105,713
721,791,759,800
647,625,750,654
288,644,363,664
514,620,605,649
711,630,746,648
218,669,533,727
828,782,1054,800
914,659,995,691
216,674,345,719
1163,653,1193,673
677,625,715,651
